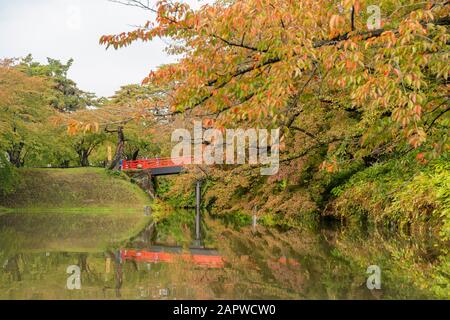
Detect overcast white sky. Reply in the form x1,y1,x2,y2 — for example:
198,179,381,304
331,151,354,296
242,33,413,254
0,0,207,97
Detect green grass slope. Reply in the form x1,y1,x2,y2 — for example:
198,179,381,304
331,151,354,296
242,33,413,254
0,168,151,211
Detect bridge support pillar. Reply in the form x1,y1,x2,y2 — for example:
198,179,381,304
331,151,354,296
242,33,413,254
195,180,202,242
252,206,258,234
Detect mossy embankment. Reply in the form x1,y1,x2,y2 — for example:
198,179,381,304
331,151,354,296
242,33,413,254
0,168,151,212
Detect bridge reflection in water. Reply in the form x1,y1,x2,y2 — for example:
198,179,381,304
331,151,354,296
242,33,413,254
121,246,225,269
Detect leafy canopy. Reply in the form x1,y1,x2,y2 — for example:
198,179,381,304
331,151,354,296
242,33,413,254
100,0,449,168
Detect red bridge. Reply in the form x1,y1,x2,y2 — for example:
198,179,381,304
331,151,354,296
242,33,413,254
120,156,192,176
121,248,224,269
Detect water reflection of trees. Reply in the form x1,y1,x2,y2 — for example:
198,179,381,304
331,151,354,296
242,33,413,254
0,221,447,299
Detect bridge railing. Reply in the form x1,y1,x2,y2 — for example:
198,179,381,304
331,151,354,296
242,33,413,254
121,156,193,171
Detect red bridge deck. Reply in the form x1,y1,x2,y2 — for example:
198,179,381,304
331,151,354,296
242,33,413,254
120,157,192,172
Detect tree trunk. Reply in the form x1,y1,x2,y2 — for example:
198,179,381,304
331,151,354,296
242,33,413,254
108,251,123,298
7,143,24,168
60,160,70,168
79,150,90,167
4,255,22,281
131,149,139,161
78,254,88,272
109,126,125,170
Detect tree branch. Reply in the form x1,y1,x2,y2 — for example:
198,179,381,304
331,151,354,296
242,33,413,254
427,105,450,132
290,126,319,140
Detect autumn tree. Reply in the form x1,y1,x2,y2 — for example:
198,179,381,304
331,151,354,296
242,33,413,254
97,0,450,234
100,0,449,169
18,55,100,112
0,61,54,168
108,84,164,160
64,81,170,169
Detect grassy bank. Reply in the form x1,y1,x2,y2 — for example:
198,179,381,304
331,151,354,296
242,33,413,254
0,168,151,212
0,168,153,252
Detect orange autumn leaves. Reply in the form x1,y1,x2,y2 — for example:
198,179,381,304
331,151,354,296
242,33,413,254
97,0,449,174
67,119,99,136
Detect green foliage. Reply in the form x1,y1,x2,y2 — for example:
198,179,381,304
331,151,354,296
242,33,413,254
70,131,108,167
0,56,106,169
332,152,450,240
0,153,18,196
121,121,160,160
105,169,124,178
153,208,204,247
155,177,174,196
220,210,252,229
274,178,288,193
104,85,164,161
0,62,54,167
161,179,206,209
18,55,99,112
388,160,450,240
109,84,166,106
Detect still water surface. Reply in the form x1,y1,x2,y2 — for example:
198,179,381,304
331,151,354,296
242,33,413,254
0,210,446,299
